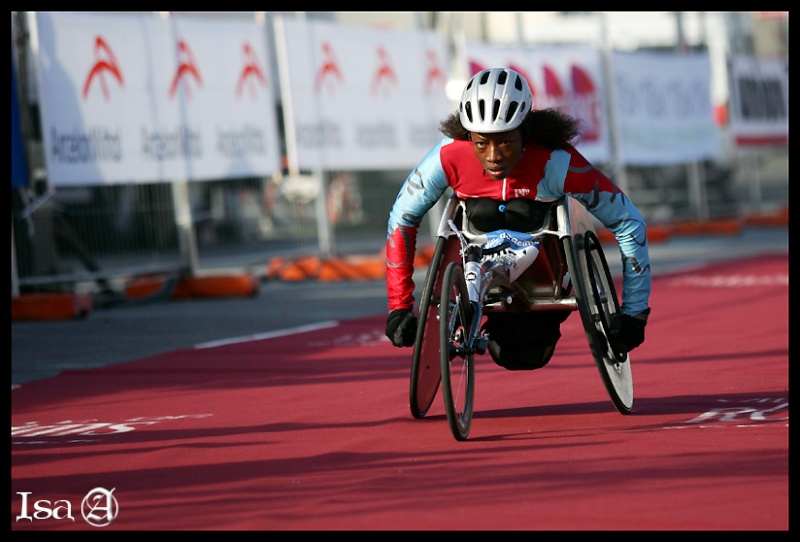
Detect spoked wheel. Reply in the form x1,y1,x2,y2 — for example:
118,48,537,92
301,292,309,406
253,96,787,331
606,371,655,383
570,231,634,414
439,262,475,441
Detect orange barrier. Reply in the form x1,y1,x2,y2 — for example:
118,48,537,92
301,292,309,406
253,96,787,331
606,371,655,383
596,209,790,244
265,256,323,281
265,245,438,282
124,274,175,299
125,273,259,299
596,224,672,244
266,255,382,282
172,274,260,298
317,256,385,281
745,206,789,227
11,292,93,321
669,217,744,236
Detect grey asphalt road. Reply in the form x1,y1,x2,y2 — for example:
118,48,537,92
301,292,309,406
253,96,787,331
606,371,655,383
11,225,788,386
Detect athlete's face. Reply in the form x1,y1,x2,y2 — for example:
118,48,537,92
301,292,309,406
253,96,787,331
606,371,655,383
470,129,523,180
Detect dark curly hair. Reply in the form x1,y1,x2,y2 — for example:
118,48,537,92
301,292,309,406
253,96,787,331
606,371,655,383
439,108,581,150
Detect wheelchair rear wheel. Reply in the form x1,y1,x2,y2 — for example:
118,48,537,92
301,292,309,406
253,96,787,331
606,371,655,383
570,231,634,414
439,262,475,441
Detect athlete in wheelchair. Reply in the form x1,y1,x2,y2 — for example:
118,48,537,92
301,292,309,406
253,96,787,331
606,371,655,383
385,68,652,440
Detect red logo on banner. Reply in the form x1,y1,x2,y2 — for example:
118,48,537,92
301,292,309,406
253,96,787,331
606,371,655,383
424,49,446,95
235,42,267,100
169,40,203,100
569,64,600,142
542,64,564,108
83,36,124,101
469,60,485,76
371,46,398,97
315,41,344,96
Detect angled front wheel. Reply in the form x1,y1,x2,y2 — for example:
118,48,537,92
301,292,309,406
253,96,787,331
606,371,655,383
569,231,634,414
439,262,475,441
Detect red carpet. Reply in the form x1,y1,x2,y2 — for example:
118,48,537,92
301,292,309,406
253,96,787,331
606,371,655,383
12,254,788,530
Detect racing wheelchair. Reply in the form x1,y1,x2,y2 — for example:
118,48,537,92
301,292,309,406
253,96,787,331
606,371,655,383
409,193,633,441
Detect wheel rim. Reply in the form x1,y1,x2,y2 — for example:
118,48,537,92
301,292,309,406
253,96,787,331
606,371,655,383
440,263,475,441
584,232,627,364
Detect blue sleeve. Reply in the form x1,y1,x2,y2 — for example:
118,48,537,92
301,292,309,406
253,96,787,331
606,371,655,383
387,138,452,236
584,191,651,317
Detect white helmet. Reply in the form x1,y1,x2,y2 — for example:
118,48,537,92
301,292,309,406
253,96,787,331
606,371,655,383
459,68,533,133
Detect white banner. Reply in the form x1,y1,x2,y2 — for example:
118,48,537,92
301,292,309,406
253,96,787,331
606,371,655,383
34,12,281,186
728,56,788,147
465,42,611,165
275,16,450,171
611,51,720,165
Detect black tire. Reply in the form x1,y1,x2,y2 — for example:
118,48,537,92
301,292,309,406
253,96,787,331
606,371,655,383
439,262,475,441
409,237,447,419
567,231,634,414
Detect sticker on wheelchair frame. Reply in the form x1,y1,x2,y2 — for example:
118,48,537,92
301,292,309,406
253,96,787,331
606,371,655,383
480,230,541,283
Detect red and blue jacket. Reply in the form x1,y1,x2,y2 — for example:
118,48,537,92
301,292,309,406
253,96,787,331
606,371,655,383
386,137,651,316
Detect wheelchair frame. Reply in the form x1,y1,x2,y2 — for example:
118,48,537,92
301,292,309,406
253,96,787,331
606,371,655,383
409,193,633,441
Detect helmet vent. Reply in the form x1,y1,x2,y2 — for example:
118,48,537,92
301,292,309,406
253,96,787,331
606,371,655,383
492,100,501,122
478,99,486,122
505,101,519,123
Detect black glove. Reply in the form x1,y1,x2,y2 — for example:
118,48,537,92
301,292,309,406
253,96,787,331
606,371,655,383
609,308,650,353
385,309,418,347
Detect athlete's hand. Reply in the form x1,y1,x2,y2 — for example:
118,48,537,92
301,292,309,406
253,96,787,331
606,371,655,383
609,308,650,353
385,309,418,347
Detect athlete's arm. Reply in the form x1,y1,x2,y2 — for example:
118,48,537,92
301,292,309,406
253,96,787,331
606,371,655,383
386,139,452,311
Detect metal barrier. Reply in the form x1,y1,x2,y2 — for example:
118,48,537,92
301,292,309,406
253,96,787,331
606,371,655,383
11,168,425,294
